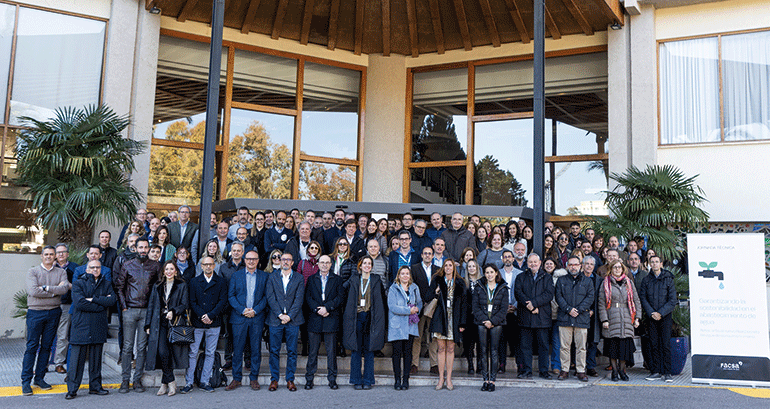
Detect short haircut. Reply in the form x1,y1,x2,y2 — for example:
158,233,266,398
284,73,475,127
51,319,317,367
276,210,287,216
570,221,581,228
398,230,411,238
238,206,250,213
135,238,150,247
402,212,413,219
290,208,299,214
230,241,245,251
433,237,445,244
264,209,274,216
298,221,312,230
344,219,357,227
178,205,191,213
42,245,56,253
99,230,111,237
127,233,140,240
150,244,162,252
54,243,69,251
502,249,513,257
582,255,596,265
88,244,103,254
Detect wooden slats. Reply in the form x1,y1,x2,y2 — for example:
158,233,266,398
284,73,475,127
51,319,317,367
478,0,500,47
594,0,624,25
145,0,158,10
241,0,262,34
327,0,340,50
405,0,419,57
544,4,561,40
355,0,365,55
561,0,594,36
300,0,316,45
272,0,290,40
504,0,530,44
452,0,472,51
382,0,390,56
177,0,199,22
427,0,445,54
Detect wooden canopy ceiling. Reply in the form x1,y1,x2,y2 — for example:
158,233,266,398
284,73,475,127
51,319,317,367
146,0,623,57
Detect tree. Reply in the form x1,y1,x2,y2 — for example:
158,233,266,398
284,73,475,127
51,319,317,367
474,155,527,206
226,121,292,199
299,161,355,201
14,105,146,248
590,164,709,262
148,121,206,203
413,114,466,162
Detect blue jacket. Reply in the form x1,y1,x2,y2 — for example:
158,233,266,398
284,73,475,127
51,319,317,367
228,269,268,324
189,273,228,328
73,264,112,284
266,270,305,327
387,283,422,342
264,226,294,254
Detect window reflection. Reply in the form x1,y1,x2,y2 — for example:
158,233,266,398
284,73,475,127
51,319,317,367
299,161,356,201
233,49,296,109
410,167,466,204
412,68,468,162
148,145,204,204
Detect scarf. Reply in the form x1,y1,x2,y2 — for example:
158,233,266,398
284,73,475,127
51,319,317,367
603,273,637,321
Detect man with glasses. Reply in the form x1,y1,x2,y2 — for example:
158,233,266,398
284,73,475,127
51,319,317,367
388,230,415,283
266,253,305,392
226,251,268,391
304,255,343,389
410,246,439,374
53,243,78,374
555,256,595,382
410,219,432,256
169,205,199,251
220,241,247,370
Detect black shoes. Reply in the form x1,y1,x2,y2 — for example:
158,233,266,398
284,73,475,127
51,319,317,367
119,381,130,393
611,370,619,382
481,382,489,391
329,381,339,390
304,382,313,390
65,391,76,400
89,388,109,395
539,372,552,380
619,371,629,381
354,384,363,390
586,368,599,377
488,383,496,392
362,384,372,390
33,379,52,390
133,380,146,393
21,383,33,396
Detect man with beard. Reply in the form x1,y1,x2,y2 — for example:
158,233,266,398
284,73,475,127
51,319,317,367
554,256,595,382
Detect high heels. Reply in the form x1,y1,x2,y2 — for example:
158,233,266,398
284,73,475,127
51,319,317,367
435,379,444,390
446,380,454,390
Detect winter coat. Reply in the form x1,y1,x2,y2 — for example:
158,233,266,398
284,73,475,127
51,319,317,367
305,272,344,333
514,269,554,329
188,273,228,328
639,269,677,318
550,268,568,320
555,273,595,328
342,274,387,352
471,277,509,327
598,276,641,339
70,273,116,345
144,279,190,371
428,276,467,343
387,283,422,341
331,256,356,282
297,256,320,285
441,226,477,260
114,257,160,310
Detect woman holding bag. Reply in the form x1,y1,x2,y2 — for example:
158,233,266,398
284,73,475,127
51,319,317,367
429,259,466,390
145,261,189,396
387,266,422,390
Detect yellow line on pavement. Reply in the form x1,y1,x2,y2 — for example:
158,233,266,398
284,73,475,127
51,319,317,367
0,383,122,398
728,388,770,398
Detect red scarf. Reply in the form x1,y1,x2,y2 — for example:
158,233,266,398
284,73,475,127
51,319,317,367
603,273,636,322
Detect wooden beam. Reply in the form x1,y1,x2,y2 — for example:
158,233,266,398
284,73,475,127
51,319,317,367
382,0,390,56
145,0,158,10
300,0,316,45
504,0,529,44
272,0,290,40
241,0,262,34
594,0,624,25
354,0,365,55
177,0,199,22
478,0,501,47
561,0,594,36
452,0,472,51
327,0,340,50
427,0,445,54
405,0,419,57
544,4,561,40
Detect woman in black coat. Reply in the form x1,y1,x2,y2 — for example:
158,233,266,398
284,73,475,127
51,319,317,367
429,258,466,390
342,255,387,389
173,246,196,284
145,261,189,396
472,264,509,392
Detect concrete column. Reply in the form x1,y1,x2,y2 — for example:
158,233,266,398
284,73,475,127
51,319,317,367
102,0,138,121
362,54,407,202
607,16,632,190
629,4,657,167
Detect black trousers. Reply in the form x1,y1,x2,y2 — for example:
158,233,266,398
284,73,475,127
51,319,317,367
479,325,503,382
648,314,673,375
157,324,175,384
520,327,550,375
305,331,338,383
67,344,104,393
391,337,413,382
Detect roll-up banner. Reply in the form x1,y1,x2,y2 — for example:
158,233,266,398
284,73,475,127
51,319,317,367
688,233,770,386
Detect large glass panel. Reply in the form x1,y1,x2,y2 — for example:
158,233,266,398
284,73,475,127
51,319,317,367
0,199,46,253
10,8,105,125
412,68,468,162
546,160,608,216
410,167,467,204
232,49,296,109
545,119,606,157
0,4,14,122
473,120,532,206
301,62,360,160
154,36,226,140
1,128,17,185
299,161,356,201
226,109,294,199
148,146,204,205
722,31,770,141
659,38,720,144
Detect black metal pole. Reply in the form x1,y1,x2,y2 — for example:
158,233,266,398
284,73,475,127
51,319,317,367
533,0,545,257
198,0,225,259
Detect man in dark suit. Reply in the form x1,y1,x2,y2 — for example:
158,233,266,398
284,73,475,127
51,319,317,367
168,205,199,251
225,251,268,392
342,219,366,263
304,255,343,390
410,246,439,374
266,253,305,392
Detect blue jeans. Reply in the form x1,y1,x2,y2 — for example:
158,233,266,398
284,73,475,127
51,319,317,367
551,321,561,371
22,308,61,384
269,324,299,382
586,341,598,371
232,315,264,382
185,327,221,386
350,311,374,386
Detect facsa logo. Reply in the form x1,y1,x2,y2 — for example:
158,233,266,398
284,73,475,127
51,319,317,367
720,361,742,371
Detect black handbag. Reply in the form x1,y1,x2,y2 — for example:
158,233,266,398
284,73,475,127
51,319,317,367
168,311,195,344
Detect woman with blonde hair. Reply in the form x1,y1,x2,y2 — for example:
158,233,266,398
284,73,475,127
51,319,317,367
598,260,641,382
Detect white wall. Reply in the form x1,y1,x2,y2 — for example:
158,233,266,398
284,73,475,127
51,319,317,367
0,254,42,339
656,0,770,40
12,0,110,19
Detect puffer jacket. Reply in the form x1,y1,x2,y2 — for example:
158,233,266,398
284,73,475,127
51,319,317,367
598,276,641,339
555,272,595,328
471,277,509,326
639,269,677,318
114,257,160,310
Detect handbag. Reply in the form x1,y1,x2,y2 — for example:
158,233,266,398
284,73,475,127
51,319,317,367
168,311,195,344
423,298,439,318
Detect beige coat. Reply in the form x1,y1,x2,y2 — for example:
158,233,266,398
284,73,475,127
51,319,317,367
598,277,640,339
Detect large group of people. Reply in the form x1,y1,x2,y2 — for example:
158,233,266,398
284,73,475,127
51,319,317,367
22,206,679,399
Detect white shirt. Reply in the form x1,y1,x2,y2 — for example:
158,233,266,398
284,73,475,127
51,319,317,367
204,273,213,283
422,262,433,285
281,271,291,292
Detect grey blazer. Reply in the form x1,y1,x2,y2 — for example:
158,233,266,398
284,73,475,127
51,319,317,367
266,270,305,327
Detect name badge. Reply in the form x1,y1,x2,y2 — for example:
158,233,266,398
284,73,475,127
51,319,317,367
360,299,366,307
488,304,493,313
447,300,451,309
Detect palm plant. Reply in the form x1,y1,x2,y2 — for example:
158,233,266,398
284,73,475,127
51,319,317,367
590,164,709,263
14,105,146,248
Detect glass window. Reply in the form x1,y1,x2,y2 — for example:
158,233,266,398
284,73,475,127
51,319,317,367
2,128,17,185
410,167,467,204
299,161,356,201
232,49,296,109
659,38,720,144
545,119,606,156
0,4,14,122
0,199,46,252
148,146,204,204
412,68,468,163
226,109,294,199
545,160,608,216
473,120,532,206
10,8,106,125
301,62,359,160
722,31,770,141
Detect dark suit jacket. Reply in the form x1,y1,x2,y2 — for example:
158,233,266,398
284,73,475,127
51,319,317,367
228,269,268,324
169,220,199,250
305,272,343,333
411,262,438,308
189,273,228,328
347,236,367,263
266,270,305,327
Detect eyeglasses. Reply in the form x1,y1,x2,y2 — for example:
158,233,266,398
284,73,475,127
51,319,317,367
245,257,258,261
202,263,214,266
338,243,348,247
271,255,281,259
309,246,319,250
